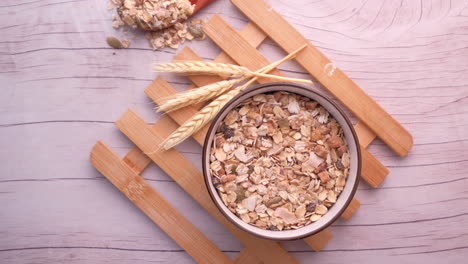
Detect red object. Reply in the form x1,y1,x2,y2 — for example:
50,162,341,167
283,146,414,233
190,0,216,14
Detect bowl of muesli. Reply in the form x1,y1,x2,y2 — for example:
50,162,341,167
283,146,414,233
203,82,361,240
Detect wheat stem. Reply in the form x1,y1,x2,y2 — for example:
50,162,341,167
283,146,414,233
160,78,257,150
158,44,309,150
154,61,252,77
251,72,312,83
156,78,245,113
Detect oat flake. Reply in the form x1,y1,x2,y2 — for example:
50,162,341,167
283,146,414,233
209,92,351,231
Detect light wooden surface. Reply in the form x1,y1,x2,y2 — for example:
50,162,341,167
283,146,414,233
232,0,414,157
1,0,468,263
202,14,388,188
90,141,233,264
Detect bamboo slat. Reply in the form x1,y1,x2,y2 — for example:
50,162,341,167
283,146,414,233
90,142,233,264
116,109,299,264
203,15,388,187
230,0,413,157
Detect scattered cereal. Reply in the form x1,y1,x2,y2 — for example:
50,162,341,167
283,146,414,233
108,0,205,50
115,0,194,31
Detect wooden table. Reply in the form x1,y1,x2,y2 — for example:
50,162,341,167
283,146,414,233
1,0,467,263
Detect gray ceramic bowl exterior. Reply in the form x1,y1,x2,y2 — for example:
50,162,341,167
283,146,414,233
203,82,361,240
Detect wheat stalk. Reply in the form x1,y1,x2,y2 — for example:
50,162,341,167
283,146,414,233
154,61,252,78
250,72,312,84
156,78,245,113
154,60,312,84
159,78,257,150
157,44,309,150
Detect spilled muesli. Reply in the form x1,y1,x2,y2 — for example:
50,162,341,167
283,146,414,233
115,0,194,31
209,92,350,231
108,0,205,50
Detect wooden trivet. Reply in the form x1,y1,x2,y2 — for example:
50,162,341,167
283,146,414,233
90,1,412,263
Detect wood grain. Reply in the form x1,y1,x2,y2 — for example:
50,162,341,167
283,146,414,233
2,0,468,262
148,22,336,251
231,0,413,157
111,21,327,259
203,14,388,188
233,248,261,264
90,141,233,264
303,229,334,252
146,77,333,251
116,109,299,264
360,146,389,188
340,198,361,221
120,22,267,175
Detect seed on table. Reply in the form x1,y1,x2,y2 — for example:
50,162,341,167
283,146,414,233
106,36,124,49
187,24,205,39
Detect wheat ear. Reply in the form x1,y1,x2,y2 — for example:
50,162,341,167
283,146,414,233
159,78,257,150
154,61,252,78
155,61,311,83
158,44,309,150
156,78,245,113
250,72,312,84
155,45,306,114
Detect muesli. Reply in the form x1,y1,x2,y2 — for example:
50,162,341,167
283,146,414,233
209,91,350,231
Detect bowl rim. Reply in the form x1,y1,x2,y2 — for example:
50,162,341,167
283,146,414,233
202,82,361,240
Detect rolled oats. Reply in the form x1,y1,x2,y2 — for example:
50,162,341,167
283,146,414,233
109,0,205,50
115,0,194,31
209,92,351,231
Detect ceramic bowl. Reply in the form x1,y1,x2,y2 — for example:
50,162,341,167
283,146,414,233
202,82,361,240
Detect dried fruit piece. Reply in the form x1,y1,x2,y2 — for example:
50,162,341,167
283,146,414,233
209,92,350,231
337,145,348,157
220,125,235,139
306,202,317,212
235,186,246,202
305,101,318,110
266,197,282,208
267,225,279,231
314,145,328,158
310,129,322,141
220,174,236,183
278,119,289,129
328,135,343,148
318,171,330,183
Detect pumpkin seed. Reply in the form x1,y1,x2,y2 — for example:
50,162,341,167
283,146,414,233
187,24,204,39
106,36,123,49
